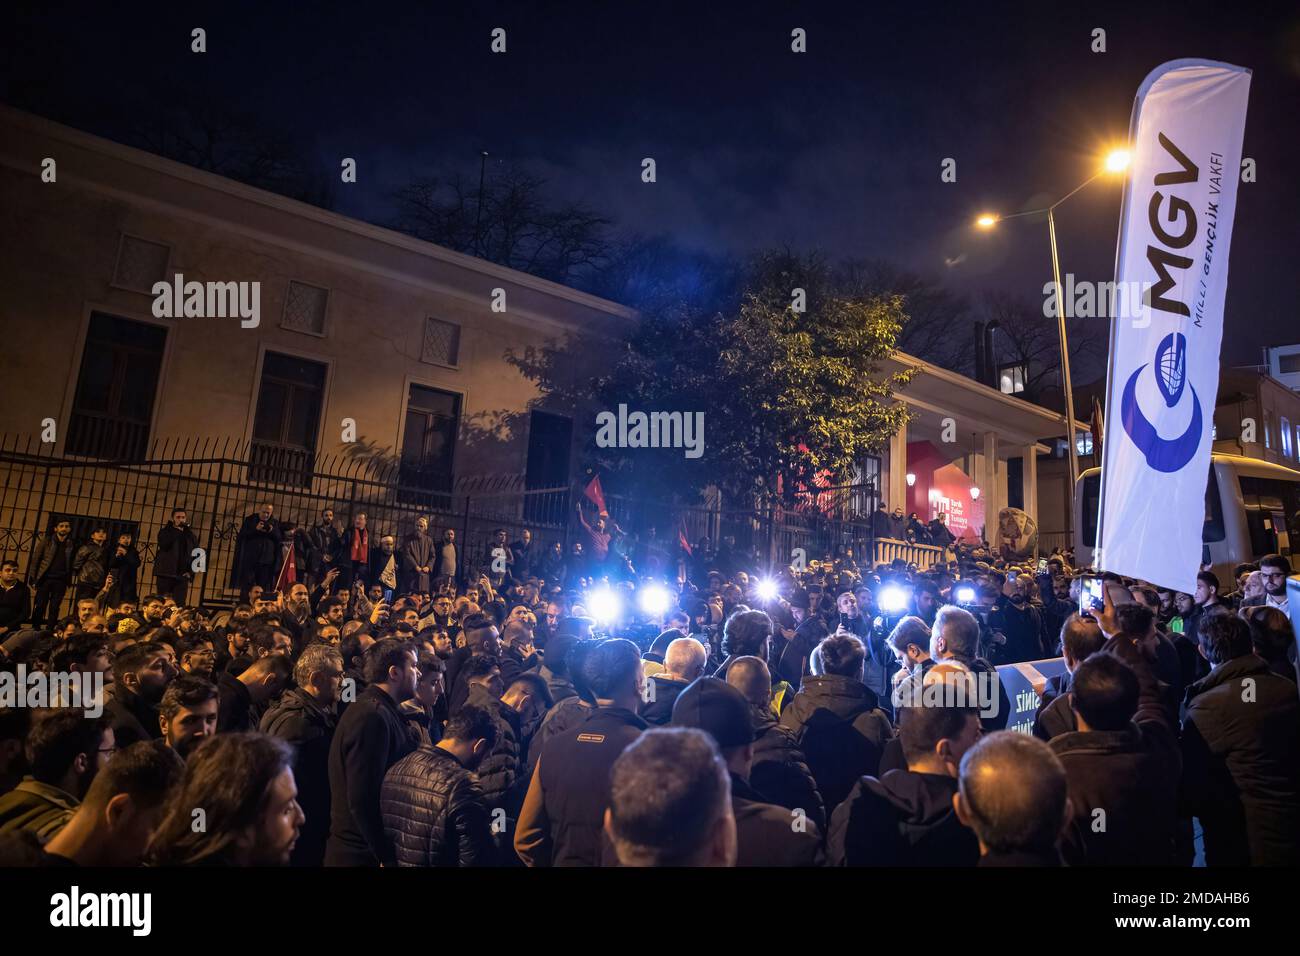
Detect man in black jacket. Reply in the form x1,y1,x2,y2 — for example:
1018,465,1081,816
261,644,343,866
326,639,418,866
778,632,893,814
216,654,291,734
28,520,75,627
459,657,523,815
1182,609,1300,866
232,504,282,601
1049,620,1181,866
0,559,31,636
829,672,982,866
776,589,828,687
308,508,343,590
515,638,647,866
1032,614,1105,741
381,704,498,866
642,636,707,725
674,676,823,866
104,642,177,747
154,508,198,605
727,655,825,833
930,606,1010,732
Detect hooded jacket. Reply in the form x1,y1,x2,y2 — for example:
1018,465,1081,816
1181,653,1300,866
1050,638,1180,866
261,686,337,866
730,774,824,867
639,673,692,726
749,704,825,833
828,769,978,866
779,674,893,813
464,685,525,816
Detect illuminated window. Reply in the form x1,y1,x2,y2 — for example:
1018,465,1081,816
1282,416,1294,458
1075,432,1093,456
1263,410,1272,449
998,363,1027,395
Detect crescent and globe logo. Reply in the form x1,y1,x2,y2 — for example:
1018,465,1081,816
1119,332,1202,473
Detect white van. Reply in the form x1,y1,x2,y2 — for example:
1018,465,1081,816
1075,453,1300,588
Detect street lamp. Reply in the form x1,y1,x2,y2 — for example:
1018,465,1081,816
972,147,1130,521
905,472,916,487
969,486,981,501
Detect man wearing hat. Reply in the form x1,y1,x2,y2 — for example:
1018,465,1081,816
775,589,828,688
672,677,824,866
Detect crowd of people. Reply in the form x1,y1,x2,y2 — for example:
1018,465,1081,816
0,496,1296,868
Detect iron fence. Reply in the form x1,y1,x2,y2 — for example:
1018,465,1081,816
0,434,937,608
0,434,574,607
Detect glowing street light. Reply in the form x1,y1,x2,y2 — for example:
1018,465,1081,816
1103,148,1131,174
969,486,981,501
905,472,917,487
970,145,1132,518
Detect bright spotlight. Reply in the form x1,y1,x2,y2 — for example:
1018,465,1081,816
588,587,622,624
755,578,779,602
969,486,981,500
975,213,998,229
638,583,670,617
1104,149,1131,174
878,585,908,614
954,585,977,604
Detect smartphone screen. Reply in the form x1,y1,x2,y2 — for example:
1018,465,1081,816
1037,558,1049,573
1079,576,1104,615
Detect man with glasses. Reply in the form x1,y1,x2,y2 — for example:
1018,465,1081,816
0,710,115,843
1241,554,1291,616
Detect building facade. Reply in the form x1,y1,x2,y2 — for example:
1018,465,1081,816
0,107,634,600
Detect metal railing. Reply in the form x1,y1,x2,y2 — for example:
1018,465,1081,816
0,434,573,606
0,433,939,605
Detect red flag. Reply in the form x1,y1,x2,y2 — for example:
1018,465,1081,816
678,517,693,556
584,475,607,514
275,543,297,592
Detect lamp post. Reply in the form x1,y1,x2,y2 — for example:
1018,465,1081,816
974,148,1130,522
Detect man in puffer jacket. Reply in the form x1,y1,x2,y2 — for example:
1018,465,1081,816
726,655,825,833
779,632,893,814
381,705,498,866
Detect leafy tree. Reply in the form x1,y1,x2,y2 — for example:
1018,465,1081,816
510,251,913,507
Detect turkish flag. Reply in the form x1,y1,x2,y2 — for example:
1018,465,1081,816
275,543,297,592
584,475,607,514
678,517,693,556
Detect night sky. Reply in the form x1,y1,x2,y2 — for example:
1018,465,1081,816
4,0,1297,369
